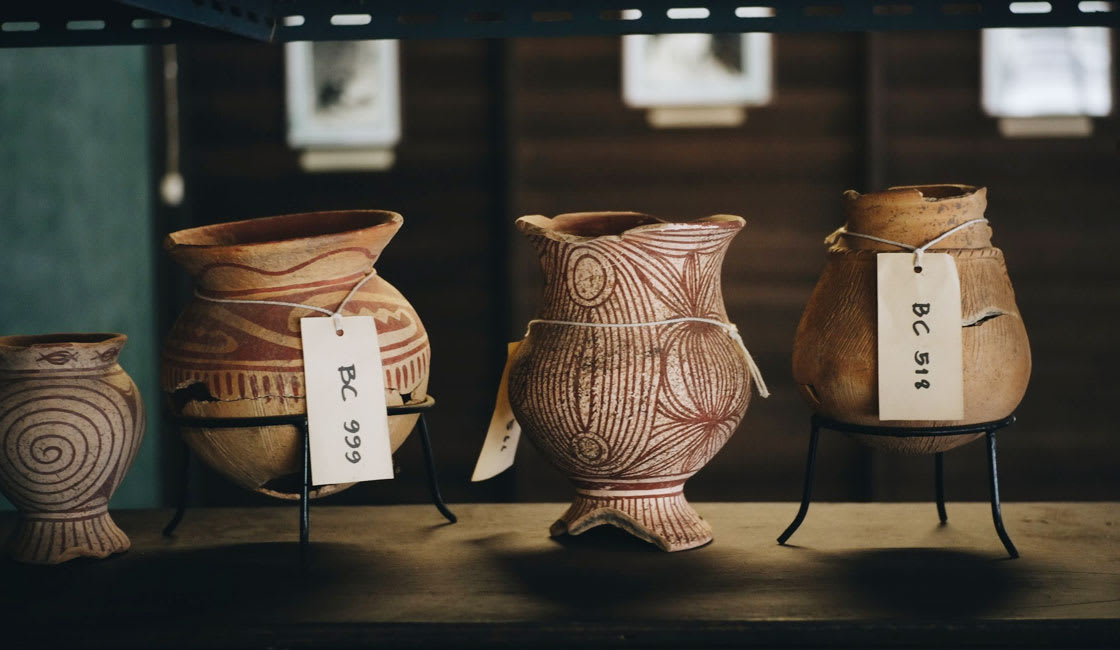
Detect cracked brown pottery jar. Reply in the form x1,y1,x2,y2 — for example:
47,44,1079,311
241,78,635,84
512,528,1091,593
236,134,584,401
510,212,755,551
792,185,1031,452
161,210,430,499
0,333,145,564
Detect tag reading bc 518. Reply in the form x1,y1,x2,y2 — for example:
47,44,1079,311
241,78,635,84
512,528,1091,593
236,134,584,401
876,252,965,421
301,316,394,486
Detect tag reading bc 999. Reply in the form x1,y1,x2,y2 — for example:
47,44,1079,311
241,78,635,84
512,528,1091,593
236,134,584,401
301,316,394,485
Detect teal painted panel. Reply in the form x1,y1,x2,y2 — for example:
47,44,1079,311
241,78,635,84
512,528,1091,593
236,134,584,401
0,46,158,509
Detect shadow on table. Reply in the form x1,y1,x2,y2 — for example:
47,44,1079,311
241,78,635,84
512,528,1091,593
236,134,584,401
0,541,389,624
828,548,1017,618
485,525,756,617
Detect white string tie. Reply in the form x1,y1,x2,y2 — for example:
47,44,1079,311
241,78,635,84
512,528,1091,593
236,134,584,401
194,269,378,334
526,317,770,398
825,218,989,270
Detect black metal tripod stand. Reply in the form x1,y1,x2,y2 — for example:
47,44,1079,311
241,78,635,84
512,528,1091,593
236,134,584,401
162,396,456,561
777,413,1018,558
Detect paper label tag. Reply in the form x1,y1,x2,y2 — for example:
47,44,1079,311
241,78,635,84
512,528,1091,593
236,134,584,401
301,316,394,486
471,340,523,482
876,253,965,421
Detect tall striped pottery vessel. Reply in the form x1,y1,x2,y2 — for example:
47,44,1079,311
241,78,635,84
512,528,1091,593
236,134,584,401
510,212,753,551
161,210,430,499
0,333,144,564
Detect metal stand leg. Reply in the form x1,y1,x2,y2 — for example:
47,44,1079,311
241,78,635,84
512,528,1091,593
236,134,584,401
986,431,1019,559
417,414,457,524
778,418,821,545
299,418,311,563
935,452,948,524
162,438,192,537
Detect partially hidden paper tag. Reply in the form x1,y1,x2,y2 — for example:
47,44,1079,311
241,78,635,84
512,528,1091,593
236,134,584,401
471,340,523,482
301,316,394,486
877,253,965,421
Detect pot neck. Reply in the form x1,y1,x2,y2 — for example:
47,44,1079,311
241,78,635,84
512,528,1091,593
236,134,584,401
0,333,126,373
519,213,744,324
839,185,992,251
166,211,401,294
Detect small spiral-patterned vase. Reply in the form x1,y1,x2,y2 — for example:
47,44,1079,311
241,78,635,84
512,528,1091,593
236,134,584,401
0,333,145,564
510,212,753,551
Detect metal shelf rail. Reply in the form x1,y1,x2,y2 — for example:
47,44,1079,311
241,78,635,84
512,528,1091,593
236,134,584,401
2,1,1118,47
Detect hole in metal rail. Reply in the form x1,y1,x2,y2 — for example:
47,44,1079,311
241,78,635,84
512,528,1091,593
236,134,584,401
804,5,845,16
667,7,711,19
230,6,243,18
1079,1,1112,12
1,21,39,32
873,4,915,15
282,15,305,27
466,11,504,23
66,20,106,31
330,14,372,26
736,6,776,17
941,2,982,14
132,17,172,29
211,1,224,12
1009,1,1052,13
602,9,643,20
398,14,438,24
247,11,259,22
533,11,574,22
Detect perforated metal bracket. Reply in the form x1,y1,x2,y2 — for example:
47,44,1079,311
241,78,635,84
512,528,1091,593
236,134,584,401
2,1,1118,48
273,0,1120,41
120,0,275,39
0,0,267,48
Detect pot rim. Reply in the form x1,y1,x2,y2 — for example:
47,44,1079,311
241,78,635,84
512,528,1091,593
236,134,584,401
0,332,127,350
164,209,403,252
843,184,983,204
517,211,745,242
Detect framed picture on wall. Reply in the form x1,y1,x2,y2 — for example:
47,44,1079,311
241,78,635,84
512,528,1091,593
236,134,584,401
284,40,401,149
982,27,1111,118
622,32,773,108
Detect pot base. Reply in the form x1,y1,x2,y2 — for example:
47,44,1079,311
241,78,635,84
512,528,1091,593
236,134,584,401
6,509,130,565
550,490,713,552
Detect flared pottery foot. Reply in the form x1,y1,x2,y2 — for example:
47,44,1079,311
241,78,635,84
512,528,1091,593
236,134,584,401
6,509,131,564
550,488,714,552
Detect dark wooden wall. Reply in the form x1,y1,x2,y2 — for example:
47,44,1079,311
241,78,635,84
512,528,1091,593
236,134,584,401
166,32,1120,508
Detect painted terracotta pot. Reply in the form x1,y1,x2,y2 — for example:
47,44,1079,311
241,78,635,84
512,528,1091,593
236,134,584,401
510,212,753,551
792,185,1031,453
161,210,430,499
0,333,144,564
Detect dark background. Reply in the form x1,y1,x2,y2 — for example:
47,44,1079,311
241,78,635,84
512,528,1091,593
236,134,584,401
160,31,1120,509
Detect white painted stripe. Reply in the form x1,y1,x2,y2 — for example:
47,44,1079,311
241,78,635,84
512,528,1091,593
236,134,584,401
576,485,683,497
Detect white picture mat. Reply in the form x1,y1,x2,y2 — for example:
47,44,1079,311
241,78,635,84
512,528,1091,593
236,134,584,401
982,27,1112,118
623,32,773,107
285,40,401,148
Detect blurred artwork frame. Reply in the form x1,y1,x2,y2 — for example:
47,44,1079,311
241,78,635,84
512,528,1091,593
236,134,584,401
982,27,1112,120
284,40,400,150
623,32,773,108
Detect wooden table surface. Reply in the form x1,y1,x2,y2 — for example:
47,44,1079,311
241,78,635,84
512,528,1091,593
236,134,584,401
1,502,1117,649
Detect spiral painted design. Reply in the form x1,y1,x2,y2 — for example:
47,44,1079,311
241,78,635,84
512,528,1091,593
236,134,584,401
0,381,132,512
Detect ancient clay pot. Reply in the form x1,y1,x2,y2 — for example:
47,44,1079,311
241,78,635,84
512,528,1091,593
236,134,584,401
0,333,145,564
510,212,754,551
161,210,430,499
792,185,1031,453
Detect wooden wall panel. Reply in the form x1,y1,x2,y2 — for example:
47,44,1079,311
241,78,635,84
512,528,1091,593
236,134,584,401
168,31,1120,512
